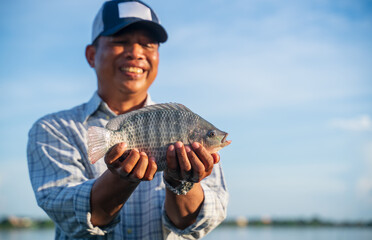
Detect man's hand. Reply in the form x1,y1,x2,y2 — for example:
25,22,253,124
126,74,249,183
105,142,158,182
163,141,220,229
91,142,157,227
164,141,220,185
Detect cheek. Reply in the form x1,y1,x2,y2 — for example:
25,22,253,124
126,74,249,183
198,137,207,146
95,47,122,69
145,55,159,84
149,52,159,72
205,138,219,147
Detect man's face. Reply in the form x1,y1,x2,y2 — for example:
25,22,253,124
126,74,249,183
90,27,159,99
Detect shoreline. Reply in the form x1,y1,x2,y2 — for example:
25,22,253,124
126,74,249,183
1,216,371,230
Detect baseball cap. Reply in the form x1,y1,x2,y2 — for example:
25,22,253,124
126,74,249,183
91,0,168,43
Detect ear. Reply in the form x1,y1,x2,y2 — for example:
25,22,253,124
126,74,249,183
85,45,96,68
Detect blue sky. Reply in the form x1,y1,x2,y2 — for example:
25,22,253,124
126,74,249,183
0,0,371,221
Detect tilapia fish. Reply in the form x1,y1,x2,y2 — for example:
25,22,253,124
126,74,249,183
87,103,231,171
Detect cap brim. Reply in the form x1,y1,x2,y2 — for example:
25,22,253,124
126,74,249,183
100,18,168,43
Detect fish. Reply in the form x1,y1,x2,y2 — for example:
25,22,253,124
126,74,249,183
87,103,231,171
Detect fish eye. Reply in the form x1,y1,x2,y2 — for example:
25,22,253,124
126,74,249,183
207,130,216,138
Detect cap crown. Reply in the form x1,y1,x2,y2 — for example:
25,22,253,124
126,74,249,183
92,0,167,43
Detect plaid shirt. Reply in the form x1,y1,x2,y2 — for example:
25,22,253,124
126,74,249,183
27,92,228,240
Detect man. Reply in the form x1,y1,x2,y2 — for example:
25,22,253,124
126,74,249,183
27,0,228,239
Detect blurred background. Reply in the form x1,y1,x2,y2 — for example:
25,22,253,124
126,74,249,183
0,0,371,238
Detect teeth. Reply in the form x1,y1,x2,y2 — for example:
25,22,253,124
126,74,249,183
121,67,143,74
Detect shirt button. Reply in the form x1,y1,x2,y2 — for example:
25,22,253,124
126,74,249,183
127,228,132,234
106,116,110,120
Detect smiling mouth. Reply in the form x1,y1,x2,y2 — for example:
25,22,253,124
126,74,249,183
120,66,144,74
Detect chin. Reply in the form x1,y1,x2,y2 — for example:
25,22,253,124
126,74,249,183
119,85,148,95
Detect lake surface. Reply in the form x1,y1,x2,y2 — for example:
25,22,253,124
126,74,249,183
204,226,372,240
1,227,371,239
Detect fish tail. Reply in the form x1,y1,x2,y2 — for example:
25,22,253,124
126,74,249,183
87,126,111,164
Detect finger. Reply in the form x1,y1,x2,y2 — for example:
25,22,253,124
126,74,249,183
175,142,193,180
165,144,181,181
166,144,178,170
192,142,214,172
185,145,205,183
105,142,127,166
118,150,131,162
175,142,191,172
143,156,158,181
120,148,140,177
211,153,220,164
128,152,148,181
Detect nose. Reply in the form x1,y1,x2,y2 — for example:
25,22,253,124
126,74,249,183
123,43,144,60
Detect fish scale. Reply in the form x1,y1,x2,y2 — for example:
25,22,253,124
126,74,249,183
88,103,231,171
111,109,198,170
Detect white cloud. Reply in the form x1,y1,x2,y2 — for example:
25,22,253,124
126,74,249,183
330,115,372,131
157,0,372,115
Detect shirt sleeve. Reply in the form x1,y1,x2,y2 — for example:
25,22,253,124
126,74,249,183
161,163,229,240
27,118,119,238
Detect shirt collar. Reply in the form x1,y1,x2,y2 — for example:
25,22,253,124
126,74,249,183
82,92,101,123
82,91,155,123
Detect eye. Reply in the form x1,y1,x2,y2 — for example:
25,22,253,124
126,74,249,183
207,130,216,138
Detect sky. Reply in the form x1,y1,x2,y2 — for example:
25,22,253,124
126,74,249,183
0,0,371,221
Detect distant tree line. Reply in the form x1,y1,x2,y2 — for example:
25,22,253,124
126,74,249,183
0,216,54,229
220,217,372,228
1,216,372,230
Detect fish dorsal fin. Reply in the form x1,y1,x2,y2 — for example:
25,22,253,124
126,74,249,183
106,103,193,130
143,103,193,112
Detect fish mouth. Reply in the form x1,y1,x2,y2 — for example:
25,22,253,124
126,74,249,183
208,132,231,153
221,133,231,147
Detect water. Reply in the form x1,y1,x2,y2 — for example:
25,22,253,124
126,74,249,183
0,227,371,239
204,226,372,240
0,229,54,240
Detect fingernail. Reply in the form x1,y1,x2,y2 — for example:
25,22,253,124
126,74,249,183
185,145,191,153
132,148,139,153
175,142,183,148
120,142,127,148
168,145,175,151
149,156,156,162
192,142,200,149
140,152,147,156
